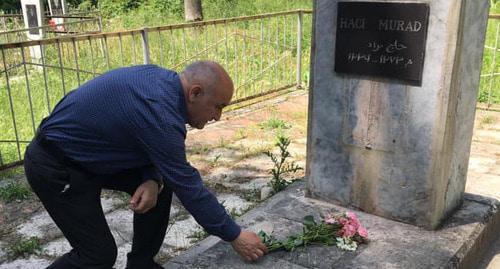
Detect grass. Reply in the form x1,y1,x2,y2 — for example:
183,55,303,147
259,117,291,130
0,181,32,203
189,144,210,155
187,226,209,244
0,166,24,181
7,236,43,259
478,3,500,104
234,128,248,140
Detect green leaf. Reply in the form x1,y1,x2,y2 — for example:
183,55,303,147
303,215,316,227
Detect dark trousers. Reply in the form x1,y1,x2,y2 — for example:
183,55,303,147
24,138,172,269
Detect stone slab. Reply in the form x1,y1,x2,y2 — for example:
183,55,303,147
164,181,499,269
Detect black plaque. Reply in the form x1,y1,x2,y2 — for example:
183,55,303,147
334,2,429,85
26,4,40,35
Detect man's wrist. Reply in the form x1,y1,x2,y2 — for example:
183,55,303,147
147,179,164,193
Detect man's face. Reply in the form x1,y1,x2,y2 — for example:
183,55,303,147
186,80,233,129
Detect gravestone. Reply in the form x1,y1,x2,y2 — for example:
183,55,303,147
21,0,45,61
306,0,490,229
48,0,68,32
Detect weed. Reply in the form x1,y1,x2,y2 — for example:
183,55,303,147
0,182,32,203
234,128,248,140
7,236,43,259
265,135,303,194
112,190,130,205
187,226,209,244
218,137,229,148
259,117,291,131
210,154,223,167
190,144,210,155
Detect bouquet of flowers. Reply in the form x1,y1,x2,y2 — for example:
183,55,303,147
258,211,368,252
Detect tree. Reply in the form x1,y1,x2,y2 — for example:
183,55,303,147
1,0,21,12
184,0,202,21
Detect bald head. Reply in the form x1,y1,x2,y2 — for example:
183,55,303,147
180,61,233,96
179,61,234,129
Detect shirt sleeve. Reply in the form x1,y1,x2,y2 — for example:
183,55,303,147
133,123,241,242
140,165,161,181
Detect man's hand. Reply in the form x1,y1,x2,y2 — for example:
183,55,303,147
129,180,159,214
230,230,268,262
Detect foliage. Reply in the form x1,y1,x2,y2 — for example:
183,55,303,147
259,117,291,131
258,212,368,252
187,227,209,243
0,0,20,12
98,0,144,17
78,0,99,10
0,182,32,203
8,236,43,259
264,135,302,194
148,0,184,17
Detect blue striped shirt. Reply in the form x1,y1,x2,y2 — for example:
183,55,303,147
39,65,241,242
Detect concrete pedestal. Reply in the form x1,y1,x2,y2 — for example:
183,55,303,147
306,0,490,228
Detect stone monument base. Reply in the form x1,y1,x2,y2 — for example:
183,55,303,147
165,181,499,269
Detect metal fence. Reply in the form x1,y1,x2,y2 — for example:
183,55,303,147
1,13,103,44
0,10,312,169
479,14,500,109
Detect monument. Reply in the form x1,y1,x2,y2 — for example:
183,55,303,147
306,0,490,229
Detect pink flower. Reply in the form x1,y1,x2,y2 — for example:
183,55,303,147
357,226,368,239
339,223,357,237
337,216,348,226
324,213,339,225
346,212,360,229
325,217,337,224
346,212,358,222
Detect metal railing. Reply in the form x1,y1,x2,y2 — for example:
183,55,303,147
0,10,312,169
0,14,103,44
478,14,500,110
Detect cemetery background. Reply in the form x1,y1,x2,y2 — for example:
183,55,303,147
0,0,499,268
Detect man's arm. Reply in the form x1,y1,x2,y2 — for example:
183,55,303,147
134,125,267,260
134,124,241,241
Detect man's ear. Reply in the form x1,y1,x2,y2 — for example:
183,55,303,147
188,85,203,102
